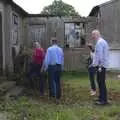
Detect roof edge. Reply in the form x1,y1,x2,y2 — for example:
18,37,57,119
89,6,100,17
98,0,115,7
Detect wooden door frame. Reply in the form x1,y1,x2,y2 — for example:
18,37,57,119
0,10,5,72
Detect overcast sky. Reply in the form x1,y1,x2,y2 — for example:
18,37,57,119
13,0,110,16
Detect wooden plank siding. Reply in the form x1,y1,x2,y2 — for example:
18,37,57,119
0,13,2,74
64,48,89,71
97,0,120,49
0,0,97,73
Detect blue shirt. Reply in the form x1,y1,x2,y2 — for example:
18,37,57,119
93,37,109,68
44,45,64,70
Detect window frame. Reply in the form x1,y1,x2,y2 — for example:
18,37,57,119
64,21,86,49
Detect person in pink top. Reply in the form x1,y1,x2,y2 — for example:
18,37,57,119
32,43,44,65
29,42,45,96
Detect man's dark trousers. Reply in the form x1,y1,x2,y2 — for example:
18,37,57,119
29,63,44,95
97,67,107,103
48,64,61,99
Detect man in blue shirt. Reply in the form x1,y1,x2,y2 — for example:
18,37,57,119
92,30,109,105
42,37,64,102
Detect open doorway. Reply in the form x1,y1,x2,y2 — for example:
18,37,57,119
0,13,3,74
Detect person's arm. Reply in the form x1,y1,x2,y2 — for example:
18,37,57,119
42,49,50,71
32,49,36,63
40,48,45,64
61,49,64,71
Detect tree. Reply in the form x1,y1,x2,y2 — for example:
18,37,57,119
41,0,80,16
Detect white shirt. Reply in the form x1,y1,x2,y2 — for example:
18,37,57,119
93,37,109,68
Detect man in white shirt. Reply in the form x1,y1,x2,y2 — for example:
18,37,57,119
92,30,109,105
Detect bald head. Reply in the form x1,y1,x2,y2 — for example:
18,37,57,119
92,30,101,41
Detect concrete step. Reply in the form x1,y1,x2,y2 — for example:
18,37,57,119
0,113,7,120
5,86,24,100
0,76,7,83
0,81,16,95
0,68,3,76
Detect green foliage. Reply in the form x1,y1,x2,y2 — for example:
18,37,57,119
41,0,80,16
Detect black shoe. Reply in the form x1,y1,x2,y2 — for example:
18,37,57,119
56,99,60,105
94,98,101,102
95,101,108,106
94,99,100,102
49,94,55,98
40,92,44,96
40,94,44,99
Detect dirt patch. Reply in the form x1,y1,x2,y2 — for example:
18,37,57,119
109,91,120,101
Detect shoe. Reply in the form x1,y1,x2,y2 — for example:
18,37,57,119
95,101,108,105
40,92,44,96
90,90,96,96
94,99,101,102
40,94,44,99
49,97,56,102
56,99,60,104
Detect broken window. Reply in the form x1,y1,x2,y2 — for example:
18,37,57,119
65,22,86,48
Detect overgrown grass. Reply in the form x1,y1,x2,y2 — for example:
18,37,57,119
0,72,120,120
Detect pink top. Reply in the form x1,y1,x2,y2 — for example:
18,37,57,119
32,48,45,65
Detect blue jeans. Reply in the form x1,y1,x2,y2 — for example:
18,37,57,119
88,66,96,91
48,64,61,99
29,63,44,95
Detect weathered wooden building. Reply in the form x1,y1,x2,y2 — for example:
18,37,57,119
25,16,97,71
0,0,28,74
89,0,120,70
0,0,97,74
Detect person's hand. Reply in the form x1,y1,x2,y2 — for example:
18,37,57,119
88,64,92,68
98,66,102,72
92,64,95,67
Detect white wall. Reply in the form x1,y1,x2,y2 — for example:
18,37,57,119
108,50,120,70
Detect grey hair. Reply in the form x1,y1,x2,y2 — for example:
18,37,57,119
92,29,101,37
